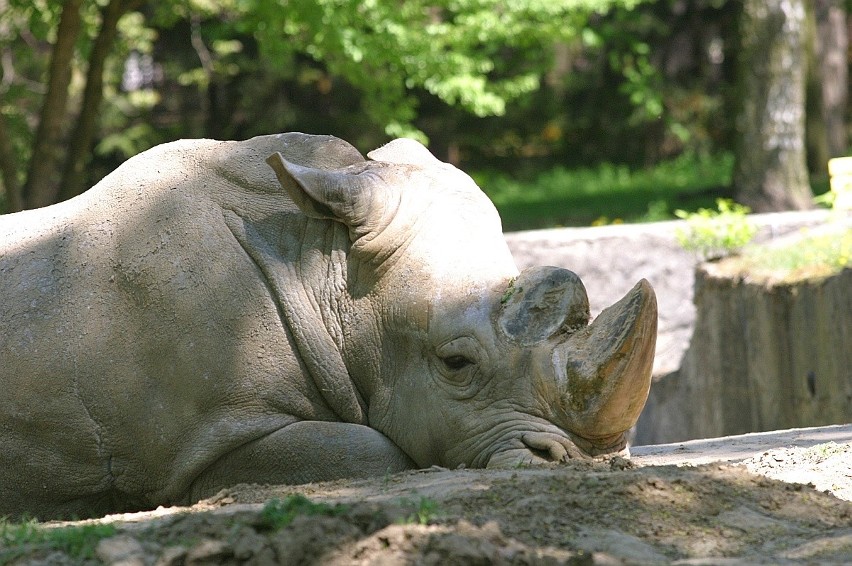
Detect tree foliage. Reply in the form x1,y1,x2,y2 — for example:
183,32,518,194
0,0,845,214
0,0,643,210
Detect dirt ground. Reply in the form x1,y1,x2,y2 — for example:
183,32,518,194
3,213,845,565
4,426,850,565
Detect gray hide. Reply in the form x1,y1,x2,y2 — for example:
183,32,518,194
0,133,656,519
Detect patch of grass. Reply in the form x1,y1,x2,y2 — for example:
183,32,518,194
411,497,439,525
257,495,347,531
398,497,441,525
0,518,117,563
500,277,518,304
805,442,846,461
741,230,852,280
474,152,735,230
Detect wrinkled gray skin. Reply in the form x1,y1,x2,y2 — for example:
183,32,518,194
0,134,656,520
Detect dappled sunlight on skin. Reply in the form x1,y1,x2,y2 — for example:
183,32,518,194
0,157,303,518
1,133,658,523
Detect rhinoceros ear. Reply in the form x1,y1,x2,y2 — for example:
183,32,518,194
268,152,342,220
499,267,590,346
367,138,443,168
267,152,391,239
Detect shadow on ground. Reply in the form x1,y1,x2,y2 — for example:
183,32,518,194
5,427,850,565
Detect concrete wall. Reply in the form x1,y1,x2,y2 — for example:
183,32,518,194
636,259,851,444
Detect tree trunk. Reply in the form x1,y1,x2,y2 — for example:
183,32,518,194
58,0,139,202
806,2,830,175
733,0,813,212
0,110,22,213
806,0,848,176
816,0,848,159
21,0,84,209
689,262,850,439
0,0,22,213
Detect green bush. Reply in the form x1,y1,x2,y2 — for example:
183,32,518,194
674,199,757,260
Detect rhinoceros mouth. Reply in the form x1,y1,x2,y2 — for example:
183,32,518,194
563,431,629,457
484,428,629,468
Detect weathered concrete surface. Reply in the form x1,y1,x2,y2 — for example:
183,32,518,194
505,209,832,377
634,423,852,503
631,422,852,466
658,260,850,444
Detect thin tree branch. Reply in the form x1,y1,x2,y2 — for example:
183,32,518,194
59,0,145,201
21,0,84,209
190,14,214,78
0,110,23,212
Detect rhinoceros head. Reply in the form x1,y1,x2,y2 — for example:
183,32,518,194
266,138,657,468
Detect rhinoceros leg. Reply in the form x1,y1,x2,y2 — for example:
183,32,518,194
187,422,415,501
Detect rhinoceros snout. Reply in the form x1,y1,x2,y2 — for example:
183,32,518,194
485,431,594,468
497,271,656,459
520,431,593,461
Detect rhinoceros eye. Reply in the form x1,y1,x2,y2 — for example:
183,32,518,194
441,355,474,371
435,337,481,385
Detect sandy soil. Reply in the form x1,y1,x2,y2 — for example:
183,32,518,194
3,213,847,565
4,426,850,565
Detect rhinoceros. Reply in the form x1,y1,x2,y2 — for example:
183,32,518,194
0,133,656,519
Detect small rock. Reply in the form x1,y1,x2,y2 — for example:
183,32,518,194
155,545,188,566
231,527,272,561
186,538,232,564
610,456,634,471
95,535,146,566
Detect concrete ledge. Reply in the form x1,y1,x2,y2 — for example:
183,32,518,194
631,423,852,466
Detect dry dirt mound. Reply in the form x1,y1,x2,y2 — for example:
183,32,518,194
4,441,850,565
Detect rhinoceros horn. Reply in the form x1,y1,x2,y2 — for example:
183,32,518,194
499,267,657,448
